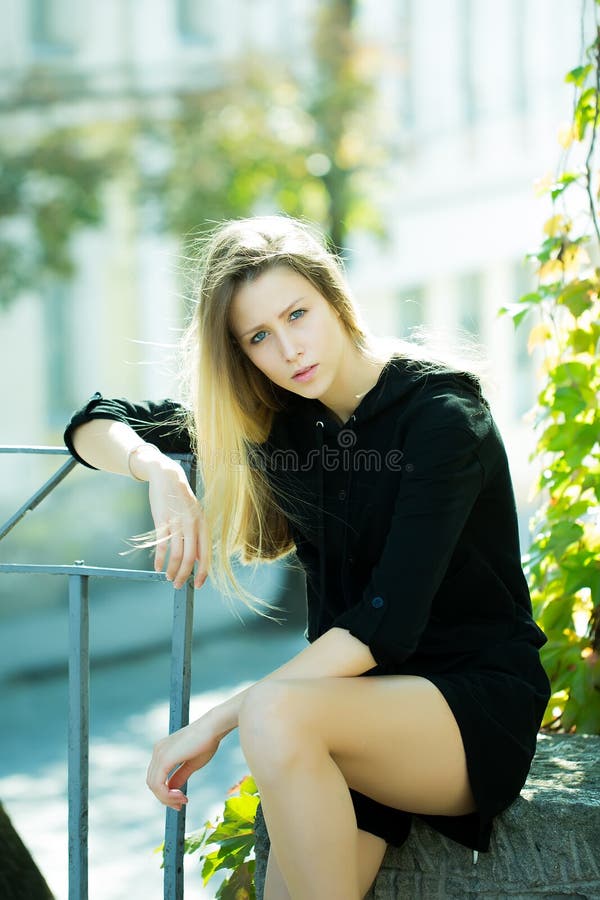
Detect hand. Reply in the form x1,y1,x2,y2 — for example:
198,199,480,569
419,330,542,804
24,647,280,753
145,461,210,590
146,718,221,810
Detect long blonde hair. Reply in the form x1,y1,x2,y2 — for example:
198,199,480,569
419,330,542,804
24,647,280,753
179,215,488,616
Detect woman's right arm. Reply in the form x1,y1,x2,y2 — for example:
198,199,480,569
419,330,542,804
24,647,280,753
71,418,164,477
65,398,208,590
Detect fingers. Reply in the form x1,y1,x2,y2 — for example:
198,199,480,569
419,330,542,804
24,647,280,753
167,760,195,791
153,529,170,574
148,471,208,589
165,534,185,585
146,744,189,811
194,515,210,589
164,522,205,590
152,508,209,590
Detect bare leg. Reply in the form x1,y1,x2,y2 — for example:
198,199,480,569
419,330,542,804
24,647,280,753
264,830,387,900
238,675,476,899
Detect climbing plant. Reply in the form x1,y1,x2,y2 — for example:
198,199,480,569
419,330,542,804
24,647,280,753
159,775,259,899
500,10,600,733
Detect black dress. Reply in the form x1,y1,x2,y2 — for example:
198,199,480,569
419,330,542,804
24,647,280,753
64,356,551,853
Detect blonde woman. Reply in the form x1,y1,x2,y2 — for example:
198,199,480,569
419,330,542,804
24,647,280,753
64,216,550,900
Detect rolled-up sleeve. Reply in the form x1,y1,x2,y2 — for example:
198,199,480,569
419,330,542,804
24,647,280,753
63,393,192,468
332,405,487,667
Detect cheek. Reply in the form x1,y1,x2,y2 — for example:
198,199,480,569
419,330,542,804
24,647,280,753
246,347,278,378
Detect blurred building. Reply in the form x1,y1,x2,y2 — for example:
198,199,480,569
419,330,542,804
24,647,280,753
0,0,585,521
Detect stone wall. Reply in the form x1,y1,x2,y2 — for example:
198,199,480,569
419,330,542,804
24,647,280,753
253,733,600,899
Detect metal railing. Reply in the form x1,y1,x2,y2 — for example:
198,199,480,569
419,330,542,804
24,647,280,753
0,446,196,900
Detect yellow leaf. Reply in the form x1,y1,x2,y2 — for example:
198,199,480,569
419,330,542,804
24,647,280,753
538,355,558,377
543,215,571,237
534,172,554,196
538,259,564,282
527,323,553,353
558,122,578,148
562,244,588,274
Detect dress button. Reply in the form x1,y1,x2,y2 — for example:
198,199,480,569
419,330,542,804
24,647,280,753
338,489,347,500
371,596,384,609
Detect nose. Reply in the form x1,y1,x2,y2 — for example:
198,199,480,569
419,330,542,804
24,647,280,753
278,333,302,363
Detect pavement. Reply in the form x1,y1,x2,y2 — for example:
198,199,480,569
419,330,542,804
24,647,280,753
0,615,307,900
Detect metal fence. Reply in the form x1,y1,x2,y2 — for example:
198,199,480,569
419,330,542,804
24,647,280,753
0,446,195,900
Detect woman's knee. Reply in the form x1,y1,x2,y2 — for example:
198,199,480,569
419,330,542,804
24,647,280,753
238,680,314,777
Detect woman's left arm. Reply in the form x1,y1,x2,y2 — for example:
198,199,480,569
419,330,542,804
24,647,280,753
146,627,375,808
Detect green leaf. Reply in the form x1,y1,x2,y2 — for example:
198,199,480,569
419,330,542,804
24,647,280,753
574,689,600,734
550,171,582,200
184,827,209,855
552,385,588,417
223,795,260,822
558,280,595,318
550,360,592,386
239,775,259,795
215,861,256,900
574,87,598,141
545,520,584,556
568,327,597,354
565,64,593,86
497,303,531,328
538,596,575,634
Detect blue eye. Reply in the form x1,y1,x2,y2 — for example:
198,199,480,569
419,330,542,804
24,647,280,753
249,309,306,345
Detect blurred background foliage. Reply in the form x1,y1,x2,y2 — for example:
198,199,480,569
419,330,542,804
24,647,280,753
0,0,385,313
0,128,115,307
138,0,386,252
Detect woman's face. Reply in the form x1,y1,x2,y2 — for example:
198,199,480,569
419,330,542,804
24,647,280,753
229,265,350,399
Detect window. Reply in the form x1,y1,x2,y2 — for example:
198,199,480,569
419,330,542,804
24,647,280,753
458,0,477,125
176,0,213,44
43,280,74,428
512,261,538,419
397,285,426,338
512,0,528,115
456,270,482,339
30,0,76,54
397,0,416,131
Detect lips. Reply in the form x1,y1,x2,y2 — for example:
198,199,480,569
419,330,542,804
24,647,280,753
292,364,319,381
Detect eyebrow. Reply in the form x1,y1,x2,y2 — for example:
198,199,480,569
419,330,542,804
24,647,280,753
239,298,305,339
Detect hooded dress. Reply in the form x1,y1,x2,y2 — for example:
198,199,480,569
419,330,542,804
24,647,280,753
63,354,551,854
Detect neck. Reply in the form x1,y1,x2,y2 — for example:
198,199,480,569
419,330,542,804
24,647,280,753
319,344,388,425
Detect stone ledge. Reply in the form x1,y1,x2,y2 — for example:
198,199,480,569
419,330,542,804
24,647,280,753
253,734,600,899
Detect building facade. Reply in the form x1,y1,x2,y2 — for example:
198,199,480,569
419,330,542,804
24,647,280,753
0,0,585,520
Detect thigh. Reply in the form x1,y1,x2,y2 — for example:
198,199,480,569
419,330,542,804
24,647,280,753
260,674,477,818
264,829,387,900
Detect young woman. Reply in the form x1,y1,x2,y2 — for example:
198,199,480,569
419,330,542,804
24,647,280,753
64,215,551,900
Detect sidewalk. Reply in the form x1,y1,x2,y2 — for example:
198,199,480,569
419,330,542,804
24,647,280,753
0,617,306,900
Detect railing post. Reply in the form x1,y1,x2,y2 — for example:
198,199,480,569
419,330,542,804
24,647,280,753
68,572,90,900
164,458,196,899
163,579,195,900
